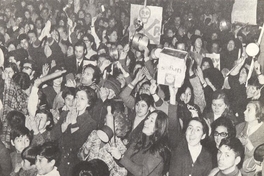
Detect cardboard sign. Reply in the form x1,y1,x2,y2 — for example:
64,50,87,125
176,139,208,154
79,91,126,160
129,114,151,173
231,0,257,25
157,48,187,87
206,53,221,70
129,4,163,45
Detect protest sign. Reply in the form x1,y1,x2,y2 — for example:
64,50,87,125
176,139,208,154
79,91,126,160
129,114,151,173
205,53,221,70
157,48,188,87
129,4,163,45
231,0,257,25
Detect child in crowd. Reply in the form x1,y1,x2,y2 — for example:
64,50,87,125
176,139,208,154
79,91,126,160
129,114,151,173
209,137,244,176
30,109,54,146
10,126,33,175
35,141,61,176
19,146,38,176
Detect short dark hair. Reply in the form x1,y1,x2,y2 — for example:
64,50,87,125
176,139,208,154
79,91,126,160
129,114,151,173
62,87,76,99
74,40,87,53
186,117,209,138
12,72,31,90
22,146,39,165
135,93,154,108
10,126,33,142
18,34,29,43
38,141,61,166
72,159,110,176
82,64,101,84
35,109,54,131
219,138,244,168
6,110,26,129
76,86,97,109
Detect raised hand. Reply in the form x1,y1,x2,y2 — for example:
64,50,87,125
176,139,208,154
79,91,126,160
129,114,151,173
149,79,157,95
142,67,152,80
42,63,50,77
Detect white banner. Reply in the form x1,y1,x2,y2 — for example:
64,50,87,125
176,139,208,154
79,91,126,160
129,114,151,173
129,4,163,45
157,48,187,88
231,0,257,25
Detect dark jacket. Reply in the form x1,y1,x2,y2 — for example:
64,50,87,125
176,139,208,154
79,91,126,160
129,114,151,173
169,138,212,176
64,56,89,75
120,142,164,176
50,110,97,176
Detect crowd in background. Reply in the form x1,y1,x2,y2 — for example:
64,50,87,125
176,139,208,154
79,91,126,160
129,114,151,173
0,0,264,175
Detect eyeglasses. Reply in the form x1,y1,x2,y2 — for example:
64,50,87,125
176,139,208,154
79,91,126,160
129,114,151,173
214,131,228,138
23,66,32,70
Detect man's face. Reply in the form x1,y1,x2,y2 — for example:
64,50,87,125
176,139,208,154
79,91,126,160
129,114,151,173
217,145,240,173
109,19,116,28
22,63,33,76
81,67,94,86
28,32,37,44
74,46,85,60
36,155,54,175
20,39,29,50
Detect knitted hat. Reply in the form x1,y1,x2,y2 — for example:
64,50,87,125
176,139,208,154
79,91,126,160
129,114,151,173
104,77,121,96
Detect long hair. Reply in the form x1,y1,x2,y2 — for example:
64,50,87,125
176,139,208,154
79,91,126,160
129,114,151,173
133,110,171,175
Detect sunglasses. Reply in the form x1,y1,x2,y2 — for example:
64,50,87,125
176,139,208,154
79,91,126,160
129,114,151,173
214,131,228,138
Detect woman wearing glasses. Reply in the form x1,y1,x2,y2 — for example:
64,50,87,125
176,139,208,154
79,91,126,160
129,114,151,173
209,117,236,167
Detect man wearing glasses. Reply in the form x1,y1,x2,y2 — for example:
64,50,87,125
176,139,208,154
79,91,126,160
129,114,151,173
21,60,36,81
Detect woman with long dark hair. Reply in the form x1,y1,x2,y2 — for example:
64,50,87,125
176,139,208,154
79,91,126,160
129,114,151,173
110,110,171,176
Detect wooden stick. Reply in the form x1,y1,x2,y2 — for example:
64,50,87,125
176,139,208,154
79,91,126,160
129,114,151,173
257,23,264,45
39,70,67,83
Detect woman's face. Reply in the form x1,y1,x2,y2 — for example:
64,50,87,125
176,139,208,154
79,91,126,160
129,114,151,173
135,100,149,117
180,87,192,104
64,94,74,109
239,68,247,84
246,85,258,99
25,11,30,19
201,61,210,70
78,10,85,19
83,36,92,49
212,98,227,116
142,112,157,136
227,40,235,51
244,103,257,122
211,33,218,40
75,90,89,112
108,31,118,43
85,13,91,25
195,38,202,48
67,46,74,57
186,120,205,146
214,125,228,148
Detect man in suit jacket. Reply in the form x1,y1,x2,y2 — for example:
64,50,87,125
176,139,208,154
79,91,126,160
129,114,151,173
65,40,89,75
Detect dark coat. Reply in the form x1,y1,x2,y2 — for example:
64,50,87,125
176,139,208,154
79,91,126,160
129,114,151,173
64,56,89,75
120,142,164,176
169,138,212,176
50,110,97,176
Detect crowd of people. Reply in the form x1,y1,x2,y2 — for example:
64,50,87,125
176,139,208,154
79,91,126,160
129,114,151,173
0,0,264,175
